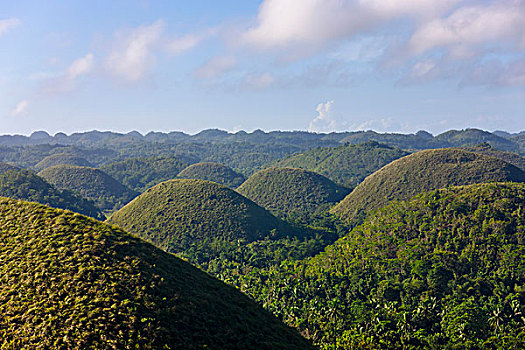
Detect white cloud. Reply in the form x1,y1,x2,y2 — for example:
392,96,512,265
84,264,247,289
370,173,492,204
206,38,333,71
194,56,237,79
106,20,164,82
243,73,276,90
11,100,28,117
309,100,340,132
408,2,525,58
0,18,20,36
164,28,217,56
67,53,94,79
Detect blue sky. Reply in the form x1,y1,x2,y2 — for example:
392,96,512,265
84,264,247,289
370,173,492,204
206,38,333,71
1,0,524,135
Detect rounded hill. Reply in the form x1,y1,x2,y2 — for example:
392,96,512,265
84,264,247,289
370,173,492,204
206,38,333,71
0,198,312,349
178,162,245,188
332,148,525,223
252,182,525,348
101,156,189,192
107,179,287,258
237,167,350,217
34,152,93,171
0,163,103,219
39,165,138,213
276,141,409,188
463,143,525,172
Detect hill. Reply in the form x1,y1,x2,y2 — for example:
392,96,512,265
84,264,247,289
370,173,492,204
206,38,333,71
107,179,290,263
240,182,525,348
463,143,525,171
275,141,409,188
177,162,245,188
0,164,103,219
0,197,312,349
38,165,138,213
237,167,349,218
34,152,93,171
435,128,519,152
101,156,189,192
332,148,525,224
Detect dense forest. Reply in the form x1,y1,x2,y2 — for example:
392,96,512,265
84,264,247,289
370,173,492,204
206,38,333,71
2,127,525,349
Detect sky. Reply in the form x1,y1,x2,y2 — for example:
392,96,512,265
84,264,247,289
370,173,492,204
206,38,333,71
1,0,524,136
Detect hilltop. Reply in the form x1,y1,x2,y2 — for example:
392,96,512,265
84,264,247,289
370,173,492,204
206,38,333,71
237,167,349,218
101,156,189,192
332,148,525,224
38,165,138,213
0,164,103,219
34,152,93,171
275,141,409,188
240,182,525,348
178,162,245,188
107,179,289,263
0,197,312,349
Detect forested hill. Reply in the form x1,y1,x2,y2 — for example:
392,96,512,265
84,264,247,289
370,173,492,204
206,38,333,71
0,197,312,349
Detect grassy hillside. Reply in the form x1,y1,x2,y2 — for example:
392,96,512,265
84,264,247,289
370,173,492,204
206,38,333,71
39,165,138,213
34,152,93,171
101,155,188,192
275,141,409,188
238,182,525,348
463,143,525,171
436,128,519,152
0,197,312,349
238,167,350,218
332,148,525,224
0,164,103,219
178,162,245,188
107,179,290,263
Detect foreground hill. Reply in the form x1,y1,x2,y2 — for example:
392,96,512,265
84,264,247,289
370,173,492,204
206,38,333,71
276,141,409,187
34,152,93,171
108,179,289,262
39,165,138,213
241,182,525,348
101,156,189,192
237,167,350,218
332,148,525,224
178,162,245,188
0,164,103,219
0,198,312,349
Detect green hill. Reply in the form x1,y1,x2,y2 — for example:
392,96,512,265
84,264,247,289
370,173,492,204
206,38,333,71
178,162,245,188
435,128,519,152
332,148,525,224
101,156,188,192
34,152,93,171
463,143,525,172
0,198,312,349
237,167,349,218
276,141,409,188
38,165,138,213
107,179,289,263
241,182,525,348
0,163,103,219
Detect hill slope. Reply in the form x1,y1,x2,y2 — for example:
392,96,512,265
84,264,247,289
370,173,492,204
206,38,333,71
332,148,525,223
242,182,525,348
0,164,103,219
101,156,189,192
108,179,288,261
34,152,93,171
463,143,525,171
0,198,312,349
178,162,245,188
238,167,349,218
276,141,409,187
39,165,138,213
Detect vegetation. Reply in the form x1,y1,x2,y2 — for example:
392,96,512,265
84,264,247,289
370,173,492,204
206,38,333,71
178,162,246,188
101,156,189,192
275,141,409,188
107,179,294,264
436,128,519,152
0,197,312,349
332,148,525,224
0,164,103,219
238,167,349,220
39,165,138,213
464,143,525,172
34,152,93,171
233,182,525,349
